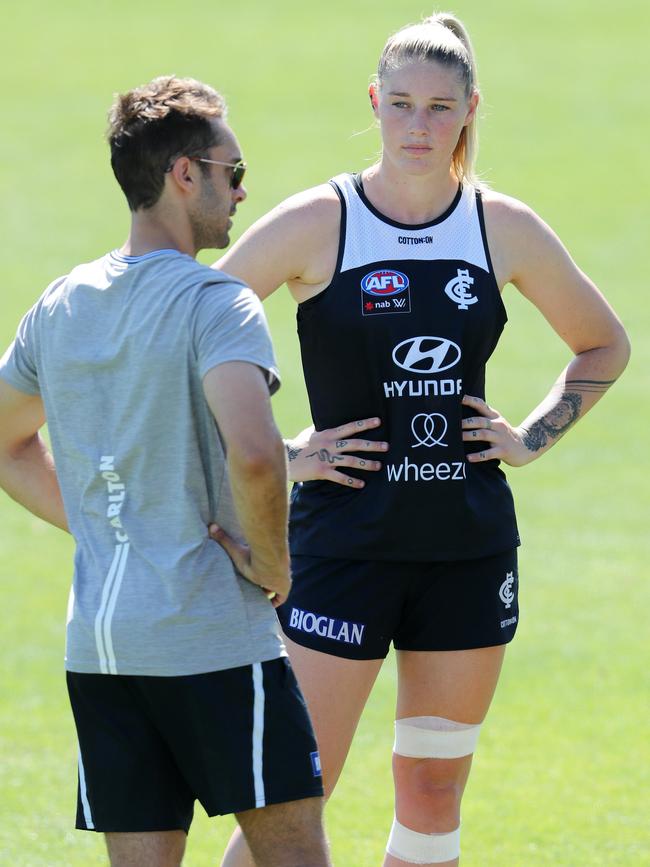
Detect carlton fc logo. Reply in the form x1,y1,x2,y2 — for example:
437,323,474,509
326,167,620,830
444,268,478,310
499,572,515,609
361,269,411,316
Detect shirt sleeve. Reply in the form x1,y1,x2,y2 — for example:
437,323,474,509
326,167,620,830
0,303,41,395
191,278,280,394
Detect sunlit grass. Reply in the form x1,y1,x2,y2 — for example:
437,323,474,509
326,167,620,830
1,1,648,864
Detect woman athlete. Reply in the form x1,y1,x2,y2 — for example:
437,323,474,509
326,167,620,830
213,13,630,866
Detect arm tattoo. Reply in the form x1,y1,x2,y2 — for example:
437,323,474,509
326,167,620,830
285,443,303,462
306,449,344,465
522,391,583,453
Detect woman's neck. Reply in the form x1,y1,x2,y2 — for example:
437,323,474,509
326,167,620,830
361,160,460,225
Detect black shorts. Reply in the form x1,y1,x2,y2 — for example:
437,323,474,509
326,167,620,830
277,549,519,660
66,657,323,833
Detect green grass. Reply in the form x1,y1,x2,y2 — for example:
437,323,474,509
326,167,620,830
1,0,649,864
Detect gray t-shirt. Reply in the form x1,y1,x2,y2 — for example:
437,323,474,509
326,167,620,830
0,249,285,676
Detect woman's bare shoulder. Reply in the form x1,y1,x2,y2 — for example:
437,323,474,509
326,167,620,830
480,188,538,230
216,182,342,299
267,182,341,229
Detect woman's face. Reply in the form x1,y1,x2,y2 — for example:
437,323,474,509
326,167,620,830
372,60,477,177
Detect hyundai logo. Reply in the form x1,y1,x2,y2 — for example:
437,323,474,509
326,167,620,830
392,337,461,374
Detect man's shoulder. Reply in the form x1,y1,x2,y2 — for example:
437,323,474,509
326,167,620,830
73,250,249,300
188,262,259,320
56,250,259,321
24,272,72,321
147,253,251,300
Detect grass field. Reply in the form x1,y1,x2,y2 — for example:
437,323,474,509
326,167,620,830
1,0,649,864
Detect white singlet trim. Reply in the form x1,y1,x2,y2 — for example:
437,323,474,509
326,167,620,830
332,174,489,274
252,662,266,808
394,716,481,759
387,818,461,864
77,750,94,830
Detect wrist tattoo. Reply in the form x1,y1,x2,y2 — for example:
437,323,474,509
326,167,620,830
285,443,302,462
306,448,344,465
522,391,583,453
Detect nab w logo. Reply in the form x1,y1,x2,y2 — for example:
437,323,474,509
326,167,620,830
361,269,410,296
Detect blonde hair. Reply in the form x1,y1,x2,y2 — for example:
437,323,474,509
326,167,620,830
376,13,480,186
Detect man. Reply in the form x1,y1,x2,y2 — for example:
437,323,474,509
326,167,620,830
0,76,330,867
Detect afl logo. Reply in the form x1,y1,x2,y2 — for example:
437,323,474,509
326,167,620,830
361,269,410,297
392,336,461,374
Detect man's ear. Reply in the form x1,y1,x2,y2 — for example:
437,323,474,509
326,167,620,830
167,156,197,195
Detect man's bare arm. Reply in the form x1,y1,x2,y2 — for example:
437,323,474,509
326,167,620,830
202,362,290,599
0,379,68,531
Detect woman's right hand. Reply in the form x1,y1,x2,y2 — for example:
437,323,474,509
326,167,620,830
285,417,388,489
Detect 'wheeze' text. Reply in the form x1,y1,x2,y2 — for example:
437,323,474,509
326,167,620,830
386,458,466,482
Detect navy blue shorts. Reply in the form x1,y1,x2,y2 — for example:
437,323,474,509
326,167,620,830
277,549,519,660
67,657,323,833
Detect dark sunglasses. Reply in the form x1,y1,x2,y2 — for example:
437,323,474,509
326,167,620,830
192,157,247,189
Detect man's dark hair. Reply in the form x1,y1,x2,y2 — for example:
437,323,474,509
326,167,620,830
107,76,227,211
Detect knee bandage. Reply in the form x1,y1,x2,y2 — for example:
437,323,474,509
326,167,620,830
387,717,480,862
394,715,481,759
387,818,460,864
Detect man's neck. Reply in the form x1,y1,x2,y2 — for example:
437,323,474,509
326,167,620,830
120,207,197,258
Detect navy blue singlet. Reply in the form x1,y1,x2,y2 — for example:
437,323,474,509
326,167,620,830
289,174,520,562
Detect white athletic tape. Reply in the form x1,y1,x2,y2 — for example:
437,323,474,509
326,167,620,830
387,818,460,864
394,716,481,759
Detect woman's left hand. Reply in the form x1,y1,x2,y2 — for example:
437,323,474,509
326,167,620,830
461,394,534,467
286,417,388,488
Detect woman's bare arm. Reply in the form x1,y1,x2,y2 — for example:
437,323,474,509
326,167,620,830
214,184,340,302
462,194,630,465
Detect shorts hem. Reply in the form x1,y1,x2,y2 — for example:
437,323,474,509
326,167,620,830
394,633,518,652
206,786,325,817
282,629,387,661
75,822,190,834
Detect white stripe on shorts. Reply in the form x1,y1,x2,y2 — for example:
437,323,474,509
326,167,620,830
78,749,94,830
252,662,266,808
